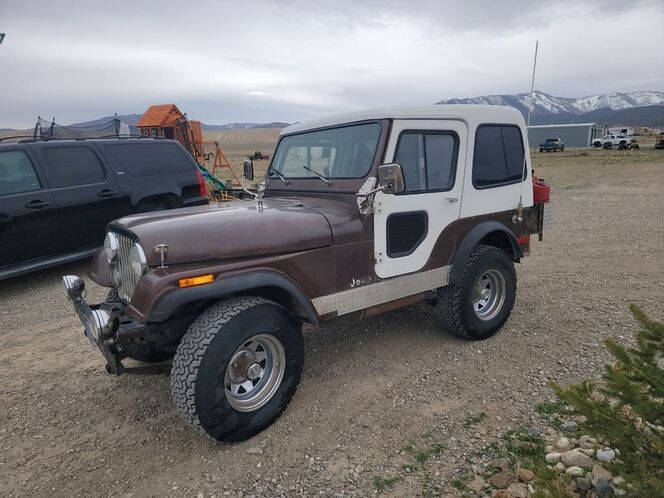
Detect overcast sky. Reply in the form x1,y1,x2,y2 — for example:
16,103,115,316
1,0,663,128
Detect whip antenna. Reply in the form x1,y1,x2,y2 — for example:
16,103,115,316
517,40,539,222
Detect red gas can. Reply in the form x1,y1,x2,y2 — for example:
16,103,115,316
533,177,550,203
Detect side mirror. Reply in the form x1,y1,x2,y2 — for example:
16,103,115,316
377,163,405,194
243,159,254,181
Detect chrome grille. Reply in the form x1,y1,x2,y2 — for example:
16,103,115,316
113,230,139,302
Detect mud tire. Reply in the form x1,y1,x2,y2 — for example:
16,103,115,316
171,296,303,441
438,244,516,340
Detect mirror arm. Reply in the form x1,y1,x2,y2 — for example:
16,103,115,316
355,185,386,198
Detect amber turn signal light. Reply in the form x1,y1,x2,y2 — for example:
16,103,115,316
178,274,214,288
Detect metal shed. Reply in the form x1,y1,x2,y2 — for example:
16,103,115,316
527,123,598,148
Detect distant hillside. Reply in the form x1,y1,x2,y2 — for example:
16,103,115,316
201,122,289,130
437,90,664,127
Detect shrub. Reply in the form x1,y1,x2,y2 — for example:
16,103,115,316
552,305,664,496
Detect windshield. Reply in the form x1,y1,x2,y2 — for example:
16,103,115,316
269,122,381,180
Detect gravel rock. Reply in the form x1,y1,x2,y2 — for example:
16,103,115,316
595,478,614,496
561,449,593,467
592,463,613,482
545,452,561,463
565,466,585,477
596,448,616,462
517,468,534,482
560,421,578,433
505,483,530,498
555,437,572,451
612,476,625,486
580,448,596,457
246,447,264,456
577,477,592,492
489,470,517,489
554,462,566,473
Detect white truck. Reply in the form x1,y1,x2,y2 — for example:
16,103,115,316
592,134,637,150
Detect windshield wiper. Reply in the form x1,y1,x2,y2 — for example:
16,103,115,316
268,166,289,185
302,165,331,185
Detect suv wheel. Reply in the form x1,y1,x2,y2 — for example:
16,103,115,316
603,142,612,150
438,244,516,340
171,296,304,441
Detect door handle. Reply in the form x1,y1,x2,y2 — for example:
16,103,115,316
446,197,458,203
97,189,118,197
25,199,51,209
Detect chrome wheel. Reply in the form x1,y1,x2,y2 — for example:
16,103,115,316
472,269,506,321
224,334,286,412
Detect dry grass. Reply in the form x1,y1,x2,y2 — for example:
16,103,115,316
201,128,282,184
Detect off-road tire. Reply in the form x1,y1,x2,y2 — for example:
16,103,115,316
593,141,602,148
604,142,612,150
170,296,304,442
438,244,516,340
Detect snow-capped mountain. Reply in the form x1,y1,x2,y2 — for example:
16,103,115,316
437,90,664,116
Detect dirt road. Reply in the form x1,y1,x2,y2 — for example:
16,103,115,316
1,150,662,496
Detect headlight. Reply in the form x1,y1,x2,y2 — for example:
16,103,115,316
104,232,119,263
129,242,148,279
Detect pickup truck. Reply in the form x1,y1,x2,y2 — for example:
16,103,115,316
63,105,551,441
539,137,564,152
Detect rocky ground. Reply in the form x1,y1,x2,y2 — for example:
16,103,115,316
0,150,663,497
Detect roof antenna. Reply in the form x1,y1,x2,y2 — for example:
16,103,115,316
516,40,539,223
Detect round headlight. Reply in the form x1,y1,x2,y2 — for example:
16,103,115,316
129,242,148,279
104,232,119,263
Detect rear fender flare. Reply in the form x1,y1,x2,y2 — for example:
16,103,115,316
448,221,522,286
148,271,318,324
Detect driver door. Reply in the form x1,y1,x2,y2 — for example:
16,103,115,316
373,119,467,279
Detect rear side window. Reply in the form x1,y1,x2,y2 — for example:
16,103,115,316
41,146,105,187
394,131,458,193
103,142,194,177
473,125,525,188
0,150,42,195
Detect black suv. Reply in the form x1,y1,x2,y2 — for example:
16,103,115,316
0,138,208,279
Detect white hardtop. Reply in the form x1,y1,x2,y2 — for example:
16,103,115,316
282,105,525,135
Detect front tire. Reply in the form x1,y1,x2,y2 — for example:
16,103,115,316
438,245,516,340
171,296,304,441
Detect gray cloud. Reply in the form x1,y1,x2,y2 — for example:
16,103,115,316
1,0,662,128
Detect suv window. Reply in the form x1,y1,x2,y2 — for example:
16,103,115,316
41,146,105,187
0,150,42,195
394,131,458,193
473,124,525,188
103,142,193,176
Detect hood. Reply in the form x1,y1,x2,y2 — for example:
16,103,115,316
111,197,356,266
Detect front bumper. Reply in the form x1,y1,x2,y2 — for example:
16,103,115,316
62,275,141,374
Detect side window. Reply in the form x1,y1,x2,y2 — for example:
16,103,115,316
41,146,105,187
473,125,526,188
0,150,42,195
394,131,458,193
103,142,193,176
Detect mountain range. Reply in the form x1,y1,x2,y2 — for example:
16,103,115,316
437,90,664,126
0,114,289,134
71,114,289,130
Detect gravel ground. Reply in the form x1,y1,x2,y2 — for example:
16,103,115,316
0,150,662,497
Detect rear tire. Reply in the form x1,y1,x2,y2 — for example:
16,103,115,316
171,296,304,441
438,245,516,340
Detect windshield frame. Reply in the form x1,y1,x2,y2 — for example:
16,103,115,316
263,119,386,193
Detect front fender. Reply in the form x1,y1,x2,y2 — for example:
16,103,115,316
146,270,318,325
